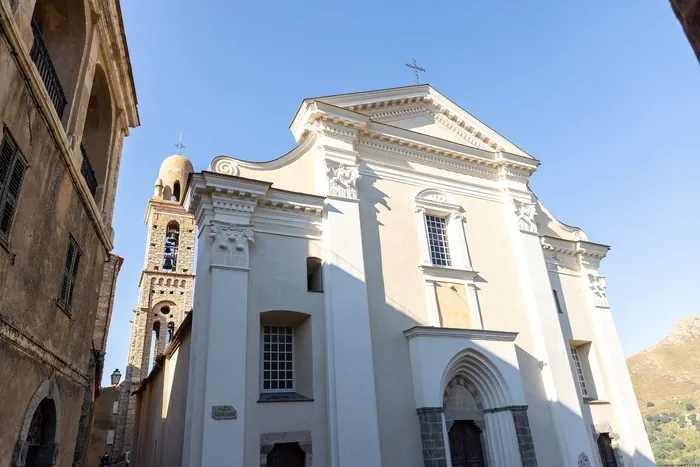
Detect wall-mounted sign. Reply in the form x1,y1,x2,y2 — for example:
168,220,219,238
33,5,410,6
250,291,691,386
211,405,237,420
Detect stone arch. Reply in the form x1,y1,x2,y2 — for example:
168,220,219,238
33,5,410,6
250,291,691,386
173,279,179,287
30,0,89,123
166,279,171,287
158,278,163,286
13,378,61,467
80,63,114,205
441,348,511,410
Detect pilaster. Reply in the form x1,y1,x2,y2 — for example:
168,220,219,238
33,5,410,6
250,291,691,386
317,123,382,467
502,189,595,465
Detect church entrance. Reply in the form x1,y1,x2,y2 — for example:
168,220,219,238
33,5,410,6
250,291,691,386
266,442,306,467
597,433,618,466
22,398,57,467
448,420,486,467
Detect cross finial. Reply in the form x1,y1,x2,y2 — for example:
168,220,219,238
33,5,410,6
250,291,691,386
405,58,426,84
175,134,185,155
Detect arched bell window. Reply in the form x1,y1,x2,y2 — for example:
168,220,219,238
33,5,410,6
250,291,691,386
173,181,181,202
163,221,180,271
166,322,175,345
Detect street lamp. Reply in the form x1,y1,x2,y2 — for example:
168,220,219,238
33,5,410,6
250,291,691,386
110,369,122,387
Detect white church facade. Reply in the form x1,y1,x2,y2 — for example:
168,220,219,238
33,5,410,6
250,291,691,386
130,85,654,467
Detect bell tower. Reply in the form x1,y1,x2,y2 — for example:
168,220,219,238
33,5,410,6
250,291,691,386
112,154,196,459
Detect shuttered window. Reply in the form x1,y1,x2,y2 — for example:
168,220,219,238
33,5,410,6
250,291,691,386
0,128,27,243
58,236,81,314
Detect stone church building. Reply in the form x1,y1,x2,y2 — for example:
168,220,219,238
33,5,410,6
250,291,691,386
131,85,654,467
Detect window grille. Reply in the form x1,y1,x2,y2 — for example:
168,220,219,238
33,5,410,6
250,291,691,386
425,214,451,266
570,347,589,397
0,128,27,242
58,236,81,313
262,326,294,392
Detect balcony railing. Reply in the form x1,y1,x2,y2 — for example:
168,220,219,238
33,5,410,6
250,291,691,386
30,20,67,119
80,144,98,197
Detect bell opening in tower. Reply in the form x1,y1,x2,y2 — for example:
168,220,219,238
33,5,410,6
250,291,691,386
163,221,180,271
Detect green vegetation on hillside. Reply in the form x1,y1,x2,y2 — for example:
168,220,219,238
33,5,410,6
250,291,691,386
644,400,700,464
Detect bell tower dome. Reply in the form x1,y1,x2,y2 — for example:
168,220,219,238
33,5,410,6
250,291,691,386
154,154,194,202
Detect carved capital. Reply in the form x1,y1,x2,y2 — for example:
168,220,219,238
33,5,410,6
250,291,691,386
512,199,538,233
588,274,609,308
326,162,360,199
578,452,590,467
208,222,254,269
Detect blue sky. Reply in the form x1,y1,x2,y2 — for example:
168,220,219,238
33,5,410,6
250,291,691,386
103,0,700,385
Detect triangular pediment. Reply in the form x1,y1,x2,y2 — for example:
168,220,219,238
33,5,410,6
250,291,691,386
306,85,531,158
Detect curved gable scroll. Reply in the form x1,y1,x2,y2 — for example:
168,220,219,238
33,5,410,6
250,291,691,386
210,156,240,176
415,188,462,214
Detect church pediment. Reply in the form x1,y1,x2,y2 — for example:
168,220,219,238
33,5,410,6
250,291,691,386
295,85,531,158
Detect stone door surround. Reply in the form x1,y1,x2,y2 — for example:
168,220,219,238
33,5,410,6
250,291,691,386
260,430,312,467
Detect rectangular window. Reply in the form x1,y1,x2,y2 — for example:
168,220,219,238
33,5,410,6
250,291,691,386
57,236,81,313
570,347,589,397
553,290,563,314
262,325,294,392
106,429,115,445
0,128,27,243
112,400,119,414
425,214,451,266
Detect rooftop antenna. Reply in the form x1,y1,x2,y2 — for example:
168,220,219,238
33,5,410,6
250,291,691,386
405,59,426,84
174,134,185,155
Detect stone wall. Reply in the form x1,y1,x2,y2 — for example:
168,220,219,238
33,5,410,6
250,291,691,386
670,0,700,60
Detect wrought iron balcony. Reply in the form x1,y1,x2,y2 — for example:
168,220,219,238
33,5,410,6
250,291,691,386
30,20,67,119
80,144,98,197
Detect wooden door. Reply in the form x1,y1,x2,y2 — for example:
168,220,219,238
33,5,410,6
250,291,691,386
449,421,486,467
597,433,618,467
266,442,305,467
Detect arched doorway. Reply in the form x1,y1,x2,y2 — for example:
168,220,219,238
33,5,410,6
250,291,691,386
444,376,487,467
266,442,305,467
24,399,57,467
14,379,61,467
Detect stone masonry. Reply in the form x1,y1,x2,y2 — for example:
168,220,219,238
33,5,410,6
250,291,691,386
510,406,538,467
417,407,448,467
111,180,195,461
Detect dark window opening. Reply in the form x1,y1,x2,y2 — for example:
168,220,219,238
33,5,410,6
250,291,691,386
163,221,180,270
24,398,57,467
0,128,27,243
166,322,175,345
553,290,564,314
173,181,181,202
58,236,81,314
306,257,323,292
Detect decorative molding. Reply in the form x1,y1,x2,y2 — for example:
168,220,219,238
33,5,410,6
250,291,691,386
578,452,590,467
326,162,360,199
415,188,463,214
419,264,479,282
208,222,254,269
404,326,519,342
588,274,609,308
211,157,240,176
513,199,538,233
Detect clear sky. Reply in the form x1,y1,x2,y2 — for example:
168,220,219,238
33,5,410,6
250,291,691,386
102,0,700,385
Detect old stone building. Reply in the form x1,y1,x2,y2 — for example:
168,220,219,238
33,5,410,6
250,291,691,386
110,155,196,462
131,85,655,467
0,0,138,466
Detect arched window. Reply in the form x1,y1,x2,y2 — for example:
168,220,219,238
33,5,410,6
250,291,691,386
173,181,181,202
30,0,87,122
149,321,160,373
163,221,180,271
25,398,57,466
80,65,113,203
306,257,323,292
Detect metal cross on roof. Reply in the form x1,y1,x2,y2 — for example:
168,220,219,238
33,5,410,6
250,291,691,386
175,134,185,154
405,59,426,84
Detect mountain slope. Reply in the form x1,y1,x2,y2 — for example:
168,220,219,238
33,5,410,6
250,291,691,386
628,316,700,464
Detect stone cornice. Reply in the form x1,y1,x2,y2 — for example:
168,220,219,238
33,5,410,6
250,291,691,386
292,102,539,182
419,265,479,282
404,326,519,342
541,236,610,273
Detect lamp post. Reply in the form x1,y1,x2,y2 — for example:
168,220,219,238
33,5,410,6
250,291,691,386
110,368,122,387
